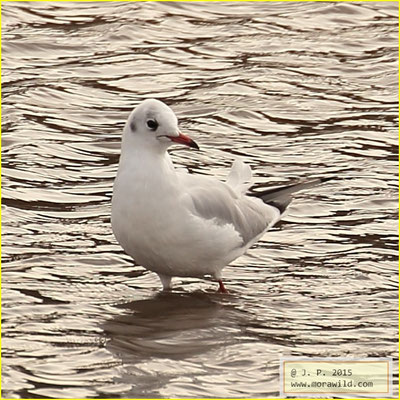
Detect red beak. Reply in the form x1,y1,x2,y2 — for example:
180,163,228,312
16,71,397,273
168,132,199,150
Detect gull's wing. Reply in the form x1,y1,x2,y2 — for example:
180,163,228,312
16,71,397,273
226,158,253,194
178,159,332,247
249,176,333,213
178,171,280,247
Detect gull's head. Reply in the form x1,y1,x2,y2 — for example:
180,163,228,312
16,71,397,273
123,99,199,152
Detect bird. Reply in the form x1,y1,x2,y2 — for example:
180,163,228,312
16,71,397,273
111,99,330,293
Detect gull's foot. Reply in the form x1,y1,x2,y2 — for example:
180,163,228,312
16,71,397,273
217,279,229,294
158,273,172,290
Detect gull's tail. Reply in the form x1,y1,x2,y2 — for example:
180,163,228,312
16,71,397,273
249,177,333,213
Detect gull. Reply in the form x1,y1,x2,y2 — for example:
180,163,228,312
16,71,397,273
111,99,329,293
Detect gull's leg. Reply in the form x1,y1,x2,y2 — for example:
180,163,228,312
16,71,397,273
217,279,228,293
158,273,172,290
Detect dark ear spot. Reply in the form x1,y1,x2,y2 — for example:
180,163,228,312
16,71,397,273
130,120,136,132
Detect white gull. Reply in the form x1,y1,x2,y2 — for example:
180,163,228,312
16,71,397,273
111,99,329,292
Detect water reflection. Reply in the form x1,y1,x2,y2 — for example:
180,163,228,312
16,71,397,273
102,290,296,398
104,291,227,359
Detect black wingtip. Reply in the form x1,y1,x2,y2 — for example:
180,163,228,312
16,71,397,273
249,175,334,214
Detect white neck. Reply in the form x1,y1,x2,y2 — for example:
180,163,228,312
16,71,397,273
116,135,178,192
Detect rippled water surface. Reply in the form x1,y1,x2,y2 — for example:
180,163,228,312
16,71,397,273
2,1,399,398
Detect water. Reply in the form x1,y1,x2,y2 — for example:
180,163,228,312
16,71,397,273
2,1,398,398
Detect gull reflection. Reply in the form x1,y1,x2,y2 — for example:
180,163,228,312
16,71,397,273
103,291,236,360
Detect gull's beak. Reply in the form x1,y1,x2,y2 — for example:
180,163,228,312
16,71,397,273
168,132,199,150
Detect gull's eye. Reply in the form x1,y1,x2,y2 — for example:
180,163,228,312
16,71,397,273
146,119,158,131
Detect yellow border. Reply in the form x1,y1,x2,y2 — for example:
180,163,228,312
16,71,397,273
0,0,398,2
0,1,398,400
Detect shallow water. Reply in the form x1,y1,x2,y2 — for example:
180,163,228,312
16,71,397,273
2,1,398,398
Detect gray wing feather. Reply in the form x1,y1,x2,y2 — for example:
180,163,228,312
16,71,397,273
180,174,279,245
179,158,332,246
